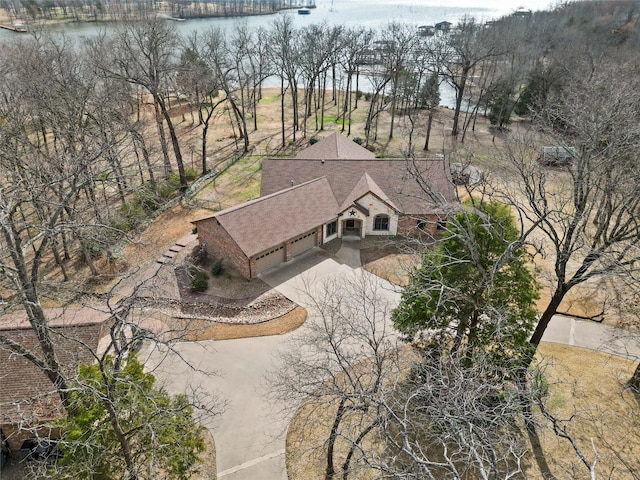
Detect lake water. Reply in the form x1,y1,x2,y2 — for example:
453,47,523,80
0,0,553,42
0,0,553,108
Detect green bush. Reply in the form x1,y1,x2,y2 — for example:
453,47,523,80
192,226,198,234
356,90,364,100
364,92,372,101
309,136,320,145
136,185,162,212
166,173,182,189
83,240,104,259
156,180,179,199
210,258,224,276
352,137,364,145
110,203,146,232
189,268,208,292
185,167,199,181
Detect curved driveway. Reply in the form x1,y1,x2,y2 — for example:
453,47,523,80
144,246,640,480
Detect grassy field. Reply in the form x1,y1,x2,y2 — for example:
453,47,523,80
286,343,640,479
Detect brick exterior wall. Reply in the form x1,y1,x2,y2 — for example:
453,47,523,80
284,239,293,262
397,214,440,236
194,217,251,280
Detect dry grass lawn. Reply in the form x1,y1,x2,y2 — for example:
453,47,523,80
286,343,640,479
362,253,419,287
193,429,217,480
170,306,307,341
530,343,640,479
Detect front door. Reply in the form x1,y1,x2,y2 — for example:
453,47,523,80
342,219,362,237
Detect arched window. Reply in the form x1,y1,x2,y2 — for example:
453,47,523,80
374,214,389,231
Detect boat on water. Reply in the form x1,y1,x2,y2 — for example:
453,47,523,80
298,8,311,15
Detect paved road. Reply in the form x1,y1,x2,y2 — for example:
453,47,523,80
145,245,640,480
541,314,640,359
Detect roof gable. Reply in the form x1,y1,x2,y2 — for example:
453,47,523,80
296,132,376,160
339,173,399,213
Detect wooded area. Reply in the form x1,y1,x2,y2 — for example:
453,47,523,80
1,1,640,477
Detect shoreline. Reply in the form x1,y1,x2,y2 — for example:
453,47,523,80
0,4,306,30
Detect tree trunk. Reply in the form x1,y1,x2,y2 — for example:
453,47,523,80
157,96,188,191
389,68,400,139
326,398,347,480
320,73,327,131
424,109,434,151
2,222,73,410
529,289,566,351
201,120,209,174
104,388,138,480
132,129,156,191
629,362,640,391
451,66,469,137
153,100,172,177
342,419,379,480
281,77,286,148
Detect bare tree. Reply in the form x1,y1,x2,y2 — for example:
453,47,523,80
93,17,190,191
177,34,224,174
334,26,373,136
500,65,640,368
0,35,133,408
366,353,534,480
267,272,401,480
268,15,301,146
298,22,344,137
432,16,504,137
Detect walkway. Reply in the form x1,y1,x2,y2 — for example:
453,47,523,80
335,237,362,268
109,233,197,302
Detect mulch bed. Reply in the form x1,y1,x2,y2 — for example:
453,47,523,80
172,265,297,326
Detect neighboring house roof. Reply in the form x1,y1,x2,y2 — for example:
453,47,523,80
261,156,454,215
0,308,112,426
296,132,376,159
194,177,340,258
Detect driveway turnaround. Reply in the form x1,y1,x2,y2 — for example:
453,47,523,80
145,247,640,480
145,248,373,480
145,335,290,480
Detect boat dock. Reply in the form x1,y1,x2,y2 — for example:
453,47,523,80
0,23,27,32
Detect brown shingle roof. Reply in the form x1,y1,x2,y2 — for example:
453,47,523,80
1,310,112,425
261,156,455,215
296,132,376,159
198,177,339,258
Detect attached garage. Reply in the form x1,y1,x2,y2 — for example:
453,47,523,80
254,245,285,275
192,177,343,280
289,230,317,257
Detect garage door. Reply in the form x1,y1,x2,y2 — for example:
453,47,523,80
290,230,317,257
255,245,285,274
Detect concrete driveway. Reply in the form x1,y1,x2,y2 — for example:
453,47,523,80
144,246,639,480
145,246,397,480
145,335,290,480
